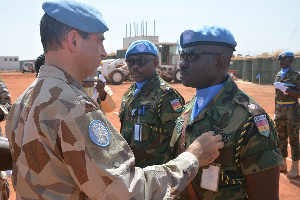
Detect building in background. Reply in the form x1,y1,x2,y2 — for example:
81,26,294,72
0,56,19,70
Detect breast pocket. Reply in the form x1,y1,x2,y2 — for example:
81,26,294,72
138,101,157,124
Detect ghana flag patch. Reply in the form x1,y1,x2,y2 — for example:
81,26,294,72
170,99,182,112
253,114,270,137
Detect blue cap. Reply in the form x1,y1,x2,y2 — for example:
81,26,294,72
278,51,294,60
125,40,158,60
42,0,109,33
180,25,237,51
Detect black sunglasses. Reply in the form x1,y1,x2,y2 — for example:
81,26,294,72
126,57,156,68
179,49,223,63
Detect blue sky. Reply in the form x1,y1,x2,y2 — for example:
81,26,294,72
0,0,299,60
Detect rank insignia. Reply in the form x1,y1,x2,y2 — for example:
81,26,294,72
170,99,182,112
89,120,111,146
253,114,270,137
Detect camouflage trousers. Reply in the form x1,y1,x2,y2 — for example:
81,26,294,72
275,105,299,161
0,172,9,200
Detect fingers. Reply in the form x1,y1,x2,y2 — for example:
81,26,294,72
216,141,224,149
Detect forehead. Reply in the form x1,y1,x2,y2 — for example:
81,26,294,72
89,33,104,40
127,54,154,59
184,45,219,51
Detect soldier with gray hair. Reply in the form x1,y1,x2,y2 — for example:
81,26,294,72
170,25,284,199
5,1,224,199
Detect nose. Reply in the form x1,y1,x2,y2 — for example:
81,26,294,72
132,63,139,69
100,45,107,58
179,59,188,69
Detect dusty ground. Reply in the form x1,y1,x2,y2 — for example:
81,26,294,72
1,72,299,199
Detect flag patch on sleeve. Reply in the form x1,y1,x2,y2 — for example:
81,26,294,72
170,99,182,112
253,114,270,137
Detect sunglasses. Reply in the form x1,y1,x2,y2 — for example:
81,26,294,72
179,49,222,63
126,57,156,68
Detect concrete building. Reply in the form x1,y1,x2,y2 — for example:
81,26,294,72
0,56,19,70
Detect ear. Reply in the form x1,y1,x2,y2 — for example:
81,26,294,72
67,30,79,53
153,59,159,68
215,55,226,70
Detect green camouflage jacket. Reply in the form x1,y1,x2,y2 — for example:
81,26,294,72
0,77,12,136
119,72,184,167
5,66,199,199
170,76,284,200
274,68,300,104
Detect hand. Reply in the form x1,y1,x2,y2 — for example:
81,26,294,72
274,82,286,93
95,80,107,101
186,131,224,167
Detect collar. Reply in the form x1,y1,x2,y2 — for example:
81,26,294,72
38,65,83,90
191,76,238,122
133,71,160,96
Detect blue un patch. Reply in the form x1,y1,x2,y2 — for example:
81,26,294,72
89,120,110,146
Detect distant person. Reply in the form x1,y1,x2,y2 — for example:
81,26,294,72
274,51,300,179
35,53,45,77
170,25,284,199
0,77,12,200
119,40,185,167
83,75,116,115
94,76,116,115
5,1,224,199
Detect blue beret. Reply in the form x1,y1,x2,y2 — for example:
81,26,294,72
125,40,158,60
278,51,294,60
180,25,237,51
42,0,109,33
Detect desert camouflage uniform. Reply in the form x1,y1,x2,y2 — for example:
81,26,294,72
5,66,199,200
170,76,284,200
274,68,300,161
119,72,184,167
0,78,11,200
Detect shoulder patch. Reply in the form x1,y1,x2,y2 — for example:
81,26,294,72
253,114,270,137
89,120,110,146
170,98,183,112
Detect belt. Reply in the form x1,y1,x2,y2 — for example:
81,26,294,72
277,100,297,107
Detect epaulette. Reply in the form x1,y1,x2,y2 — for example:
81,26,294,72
234,91,265,117
159,81,173,93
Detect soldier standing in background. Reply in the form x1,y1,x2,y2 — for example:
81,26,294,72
119,40,185,167
274,51,300,179
0,77,12,200
5,1,224,199
170,25,284,199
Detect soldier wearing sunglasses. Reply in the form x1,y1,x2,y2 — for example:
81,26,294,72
119,40,185,168
274,51,300,179
170,26,284,200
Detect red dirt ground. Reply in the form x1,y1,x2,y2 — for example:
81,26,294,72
1,72,299,199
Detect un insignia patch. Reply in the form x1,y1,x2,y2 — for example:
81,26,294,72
136,43,146,52
253,114,270,137
183,30,194,43
89,120,111,146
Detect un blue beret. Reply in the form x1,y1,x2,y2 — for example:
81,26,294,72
125,40,158,60
180,25,237,50
278,51,294,60
42,0,109,33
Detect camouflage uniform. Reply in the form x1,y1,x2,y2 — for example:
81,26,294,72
274,68,300,161
170,76,284,200
119,72,184,167
0,78,11,200
5,66,199,199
